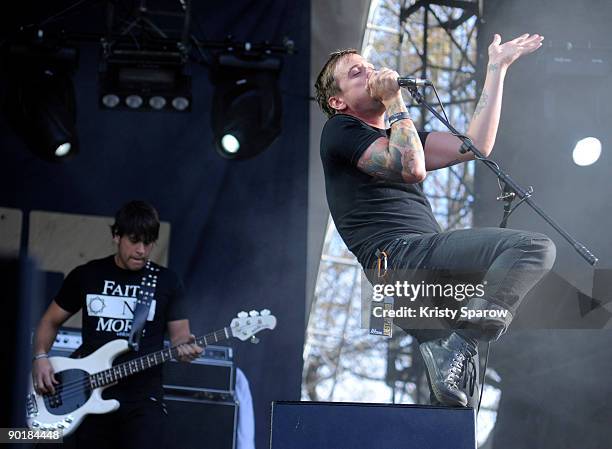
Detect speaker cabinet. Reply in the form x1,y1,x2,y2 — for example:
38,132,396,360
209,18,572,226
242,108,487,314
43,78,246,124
270,401,476,449
163,356,234,396
163,394,237,449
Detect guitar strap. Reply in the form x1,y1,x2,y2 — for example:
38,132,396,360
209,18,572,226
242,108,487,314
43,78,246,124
128,260,159,352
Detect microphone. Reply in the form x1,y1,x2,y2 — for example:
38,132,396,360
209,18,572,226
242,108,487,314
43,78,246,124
397,76,432,87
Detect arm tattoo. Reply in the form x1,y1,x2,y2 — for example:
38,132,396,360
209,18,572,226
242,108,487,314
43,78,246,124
357,119,425,183
358,142,403,181
473,91,489,117
488,63,500,73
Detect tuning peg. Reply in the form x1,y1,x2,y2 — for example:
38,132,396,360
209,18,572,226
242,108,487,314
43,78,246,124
238,311,248,318
261,309,271,316
249,310,259,317
250,336,260,344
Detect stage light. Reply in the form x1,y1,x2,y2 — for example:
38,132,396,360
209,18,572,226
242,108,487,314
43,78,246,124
55,143,72,157
221,134,240,154
99,50,192,113
172,96,190,111
3,42,80,162
125,95,143,109
149,96,166,110
102,94,120,108
23,72,80,161
211,54,282,160
572,137,601,166
98,1,192,113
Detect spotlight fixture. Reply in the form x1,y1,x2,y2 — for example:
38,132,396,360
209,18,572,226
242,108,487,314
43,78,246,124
101,94,120,108
149,96,166,110
3,41,80,162
221,134,240,154
125,94,144,109
572,137,602,166
172,96,190,111
211,54,282,160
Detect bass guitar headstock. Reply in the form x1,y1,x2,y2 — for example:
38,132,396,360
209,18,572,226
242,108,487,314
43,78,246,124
230,309,277,341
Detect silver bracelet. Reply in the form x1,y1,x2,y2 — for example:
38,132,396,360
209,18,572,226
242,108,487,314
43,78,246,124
32,353,49,361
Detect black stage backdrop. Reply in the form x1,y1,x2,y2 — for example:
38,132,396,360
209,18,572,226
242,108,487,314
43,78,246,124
0,2,310,448
474,1,612,448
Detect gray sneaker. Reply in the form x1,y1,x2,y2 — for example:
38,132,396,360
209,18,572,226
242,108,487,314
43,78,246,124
419,332,478,407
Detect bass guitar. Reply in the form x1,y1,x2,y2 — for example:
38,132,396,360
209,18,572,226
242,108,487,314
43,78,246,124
26,309,276,436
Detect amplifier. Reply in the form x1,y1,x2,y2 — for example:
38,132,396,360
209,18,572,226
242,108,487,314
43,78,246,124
163,356,235,400
163,394,237,449
49,328,82,355
162,339,234,398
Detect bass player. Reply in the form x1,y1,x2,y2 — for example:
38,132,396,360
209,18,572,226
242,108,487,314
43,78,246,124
31,200,202,448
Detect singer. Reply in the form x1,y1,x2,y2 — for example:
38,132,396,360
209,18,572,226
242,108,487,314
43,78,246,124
315,33,556,407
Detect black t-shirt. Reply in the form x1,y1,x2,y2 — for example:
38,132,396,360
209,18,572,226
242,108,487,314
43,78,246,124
320,114,441,267
55,255,187,400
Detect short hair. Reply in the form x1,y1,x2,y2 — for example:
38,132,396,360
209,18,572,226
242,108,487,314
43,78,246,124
314,49,358,118
110,200,160,244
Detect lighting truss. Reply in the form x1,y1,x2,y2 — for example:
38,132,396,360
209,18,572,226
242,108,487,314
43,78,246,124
98,0,193,112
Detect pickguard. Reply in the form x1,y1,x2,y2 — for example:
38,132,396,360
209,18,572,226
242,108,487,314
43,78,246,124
44,369,92,416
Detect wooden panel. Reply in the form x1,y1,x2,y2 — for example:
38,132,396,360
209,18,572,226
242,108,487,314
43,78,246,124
0,207,23,256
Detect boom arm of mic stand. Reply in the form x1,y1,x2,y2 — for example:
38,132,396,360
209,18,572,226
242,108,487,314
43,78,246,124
405,86,599,266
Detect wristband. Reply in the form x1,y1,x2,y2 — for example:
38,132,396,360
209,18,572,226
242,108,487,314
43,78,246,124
33,353,49,361
388,111,411,126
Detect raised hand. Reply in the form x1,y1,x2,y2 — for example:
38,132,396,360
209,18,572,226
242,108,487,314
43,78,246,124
488,33,544,70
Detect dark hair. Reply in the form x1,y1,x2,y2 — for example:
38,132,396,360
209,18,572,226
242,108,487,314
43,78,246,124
314,49,358,118
110,200,160,244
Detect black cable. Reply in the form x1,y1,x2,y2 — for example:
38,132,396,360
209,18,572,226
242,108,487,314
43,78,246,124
431,83,451,124
181,0,214,68
501,193,531,222
429,84,526,213
38,0,94,28
0,0,97,47
476,341,490,417
189,34,212,67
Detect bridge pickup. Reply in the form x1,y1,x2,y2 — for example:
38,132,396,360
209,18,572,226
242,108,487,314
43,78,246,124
48,393,63,408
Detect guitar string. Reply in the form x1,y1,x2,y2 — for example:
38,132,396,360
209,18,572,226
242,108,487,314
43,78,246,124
38,336,215,399
44,348,181,398
39,347,194,402
36,325,250,402
38,319,268,404
36,329,233,402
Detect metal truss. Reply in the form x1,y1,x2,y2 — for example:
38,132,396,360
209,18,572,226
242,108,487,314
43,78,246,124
364,0,480,231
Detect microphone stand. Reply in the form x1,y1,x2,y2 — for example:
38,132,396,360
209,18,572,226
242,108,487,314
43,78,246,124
405,85,599,266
